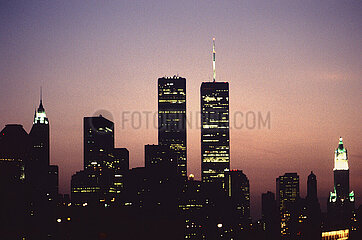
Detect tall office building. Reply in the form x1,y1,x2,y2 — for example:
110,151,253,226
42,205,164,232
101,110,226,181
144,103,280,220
276,173,300,238
0,124,29,185
72,115,129,205
329,137,354,205
303,171,321,239
224,170,251,226
201,39,230,184
158,76,187,177
0,124,30,237
110,148,129,173
29,94,59,202
328,137,354,227
262,191,279,239
307,171,317,201
29,95,49,168
83,115,114,170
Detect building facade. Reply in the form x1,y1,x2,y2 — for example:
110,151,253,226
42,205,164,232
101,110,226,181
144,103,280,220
158,76,187,177
201,82,230,184
83,115,114,170
276,173,300,238
327,137,354,228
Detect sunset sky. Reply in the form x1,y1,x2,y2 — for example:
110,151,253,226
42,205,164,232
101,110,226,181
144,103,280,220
1,0,361,218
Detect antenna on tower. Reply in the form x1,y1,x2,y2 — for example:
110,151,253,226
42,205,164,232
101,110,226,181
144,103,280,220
40,86,43,103
212,38,216,82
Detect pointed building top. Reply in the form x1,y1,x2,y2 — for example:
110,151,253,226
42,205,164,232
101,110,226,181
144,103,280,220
338,137,344,150
33,88,48,125
212,38,216,82
38,87,44,111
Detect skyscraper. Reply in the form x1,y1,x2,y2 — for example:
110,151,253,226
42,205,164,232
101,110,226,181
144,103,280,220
261,191,279,239
329,137,354,205
0,124,29,186
328,137,354,227
224,170,251,226
29,94,59,202
304,171,321,239
276,173,300,238
0,124,30,238
72,115,129,205
29,95,49,168
307,171,318,201
83,115,114,170
158,76,187,177
201,39,230,184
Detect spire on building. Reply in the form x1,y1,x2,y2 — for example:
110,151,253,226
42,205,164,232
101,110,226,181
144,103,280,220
212,38,216,82
33,88,48,124
338,137,344,150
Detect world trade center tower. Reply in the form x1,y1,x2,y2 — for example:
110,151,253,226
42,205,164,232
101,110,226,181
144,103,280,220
158,76,187,177
201,38,230,184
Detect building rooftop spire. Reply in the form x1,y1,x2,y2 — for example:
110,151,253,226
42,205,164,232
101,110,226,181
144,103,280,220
33,87,48,124
39,87,44,111
212,38,216,82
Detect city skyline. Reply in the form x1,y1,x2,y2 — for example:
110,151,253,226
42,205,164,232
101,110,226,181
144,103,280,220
1,0,361,219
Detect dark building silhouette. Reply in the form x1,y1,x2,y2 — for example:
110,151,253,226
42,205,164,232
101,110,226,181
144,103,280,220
83,115,114,170
327,137,354,229
201,82,230,185
261,191,279,239
72,115,129,206
123,167,179,211
145,144,177,175
178,175,206,239
71,169,115,206
0,124,30,238
276,173,300,239
307,171,318,201
110,148,129,173
224,169,251,228
28,96,59,203
158,76,187,177
300,171,322,239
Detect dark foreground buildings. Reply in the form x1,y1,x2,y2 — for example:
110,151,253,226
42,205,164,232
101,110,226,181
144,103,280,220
0,96,59,239
71,115,129,206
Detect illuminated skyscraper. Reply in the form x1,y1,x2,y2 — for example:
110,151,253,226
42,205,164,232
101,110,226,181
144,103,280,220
83,115,114,170
329,137,354,204
29,94,59,202
327,137,354,227
201,39,230,184
158,76,187,177
30,95,49,168
200,82,230,184
276,173,300,238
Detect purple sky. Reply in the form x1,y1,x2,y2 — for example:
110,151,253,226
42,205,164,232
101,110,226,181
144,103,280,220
1,0,361,219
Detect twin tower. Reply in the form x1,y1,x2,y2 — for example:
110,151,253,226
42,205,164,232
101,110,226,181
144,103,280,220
158,39,230,184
